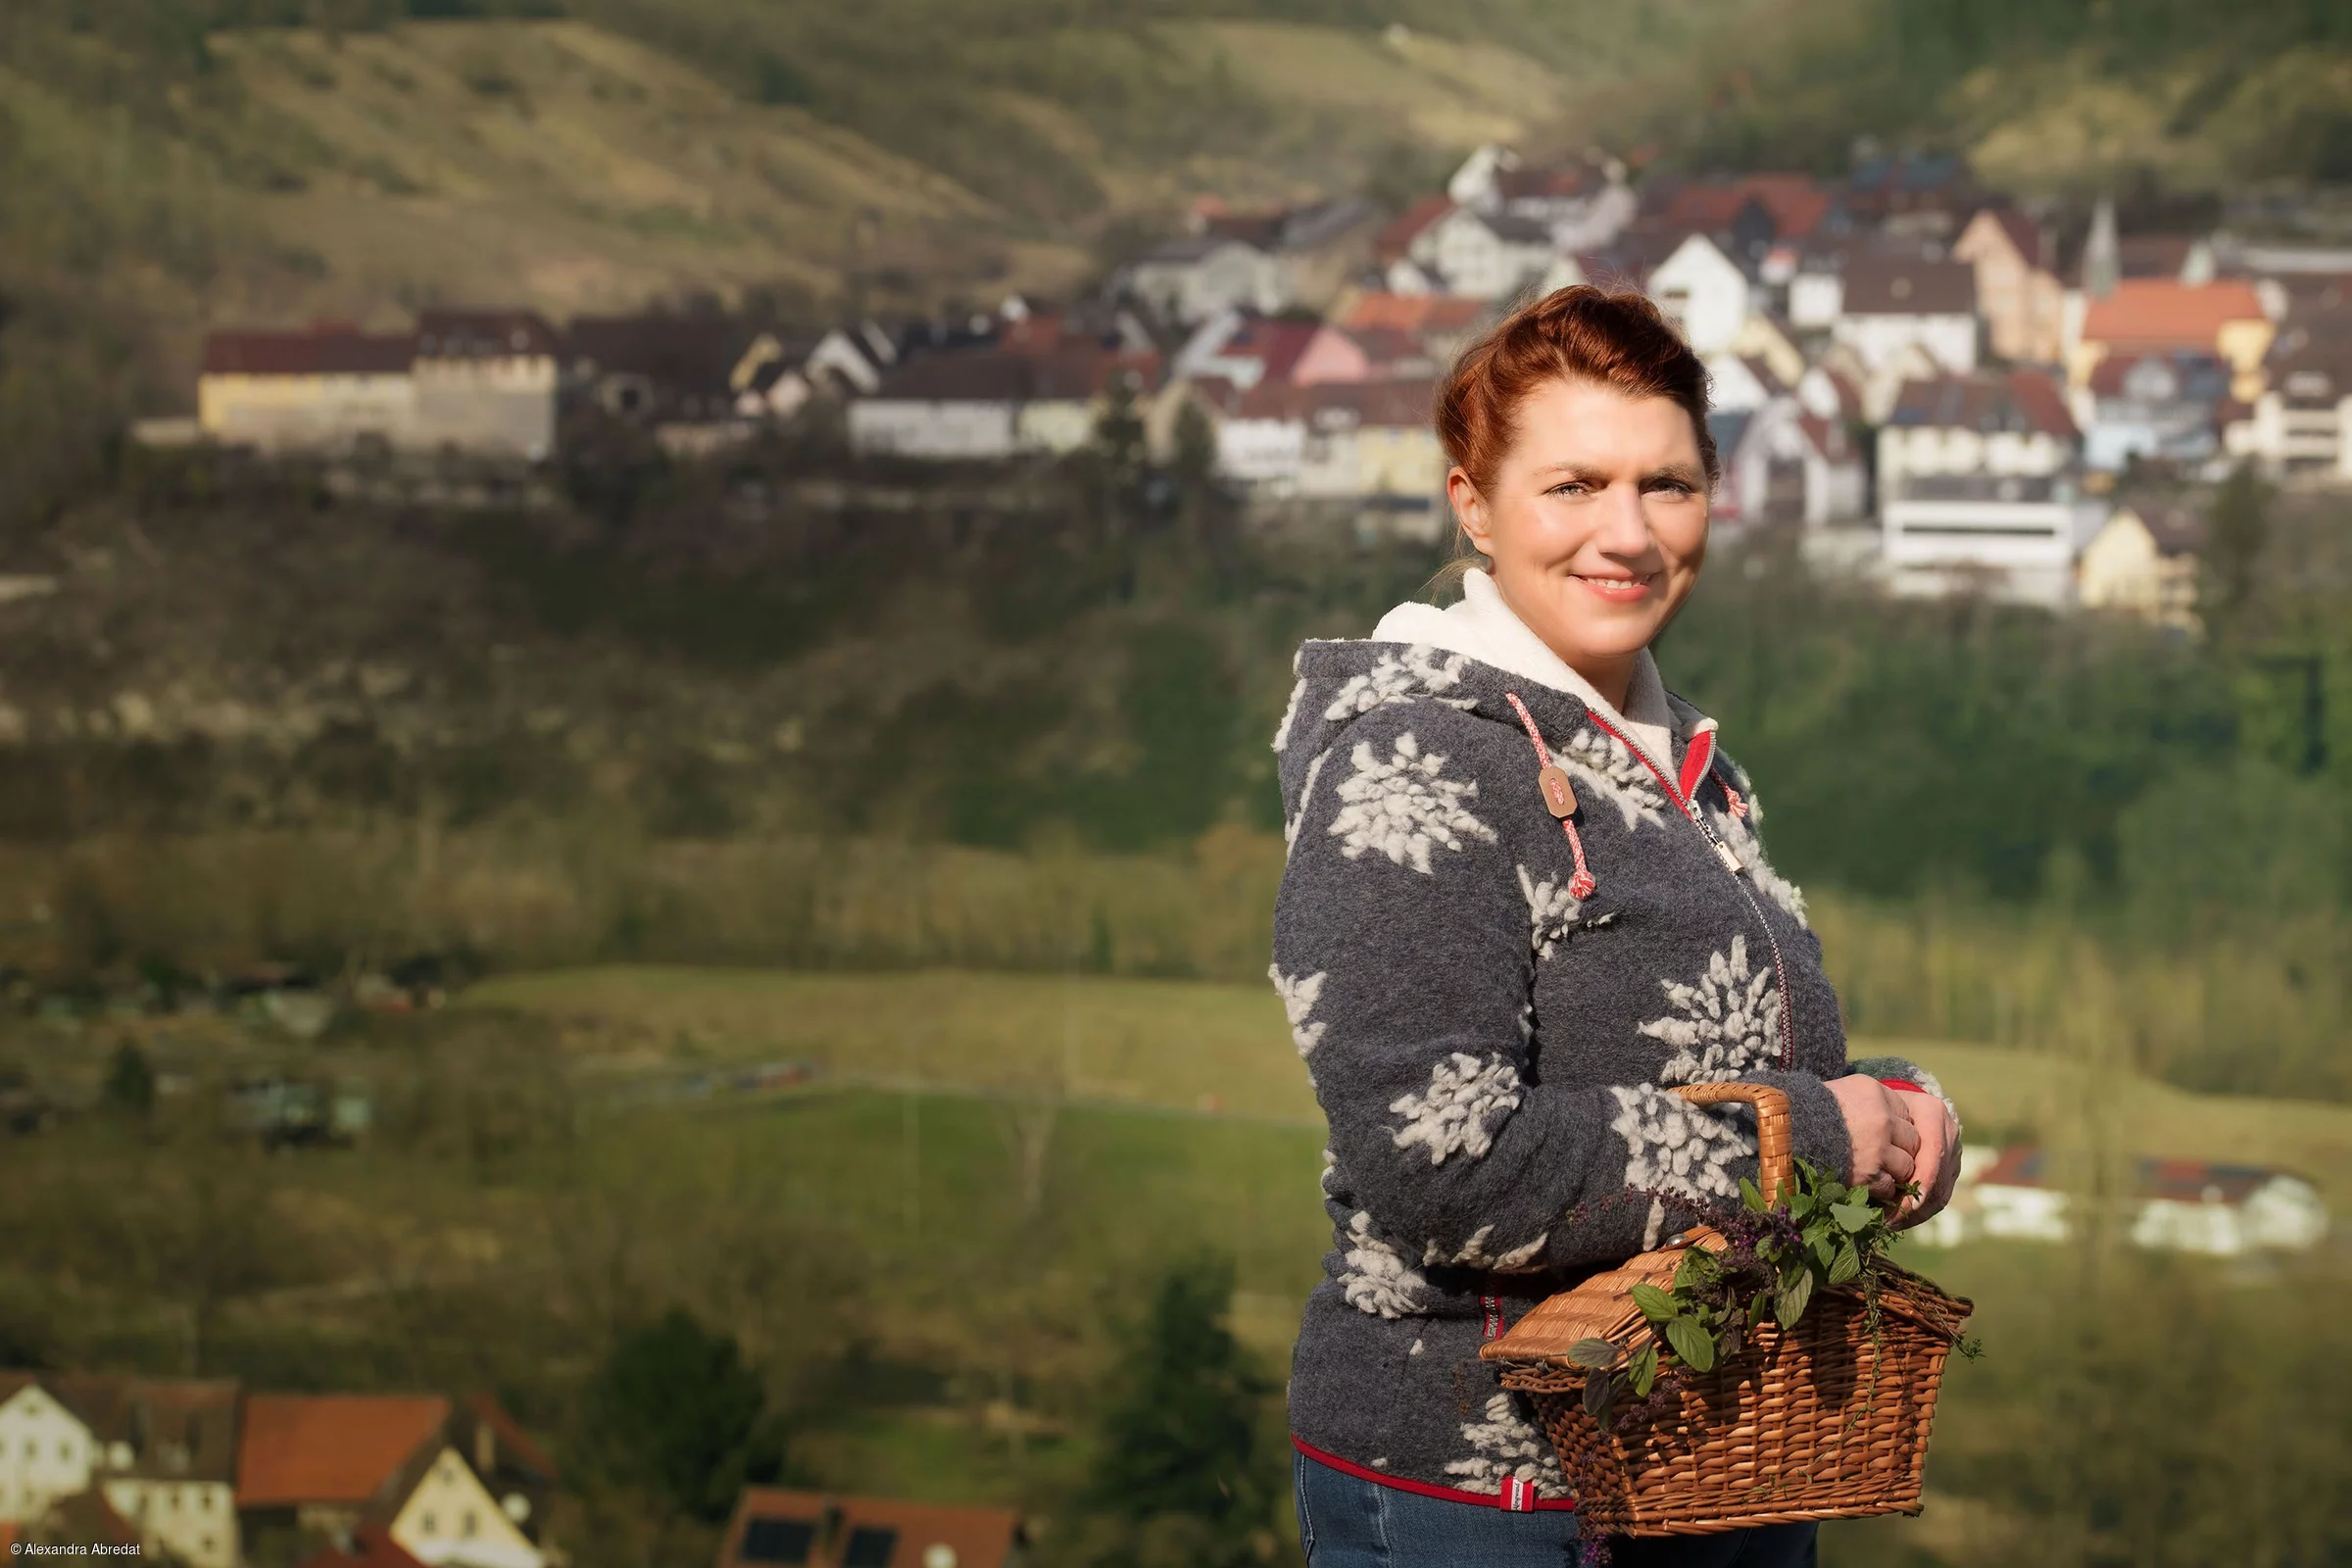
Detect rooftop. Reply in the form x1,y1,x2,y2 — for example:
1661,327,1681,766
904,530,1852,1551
2081,279,2268,348
719,1489,1023,1568
1840,257,1978,317
415,310,563,361
1233,376,1438,428
299,1527,431,1568
1887,368,2077,439
237,1394,452,1507
1336,293,1489,336
202,325,415,378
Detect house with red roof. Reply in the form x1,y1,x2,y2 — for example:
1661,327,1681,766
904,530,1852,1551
237,1393,555,1568
197,309,562,461
1331,293,1488,376
301,1524,433,1568
717,1487,1024,1568
1172,313,1370,393
198,323,417,454
2069,279,2275,403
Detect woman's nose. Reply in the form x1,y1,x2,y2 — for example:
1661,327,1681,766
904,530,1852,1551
1593,482,1652,554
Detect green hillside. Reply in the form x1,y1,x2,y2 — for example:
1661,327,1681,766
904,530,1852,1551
1578,0,2352,196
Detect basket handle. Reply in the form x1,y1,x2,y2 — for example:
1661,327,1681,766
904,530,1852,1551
1671,1082,1794,1205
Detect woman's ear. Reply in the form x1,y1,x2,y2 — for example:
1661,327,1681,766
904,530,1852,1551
1446,466,1490,555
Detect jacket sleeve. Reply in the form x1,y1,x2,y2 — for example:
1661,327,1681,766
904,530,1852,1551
1845,1056,1963,1144
1271,701,1757,1275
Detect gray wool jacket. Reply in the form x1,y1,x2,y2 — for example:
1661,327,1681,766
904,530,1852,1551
1269,572,1951,1508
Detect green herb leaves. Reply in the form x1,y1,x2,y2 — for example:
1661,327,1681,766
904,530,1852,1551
1579,1156,1951,1433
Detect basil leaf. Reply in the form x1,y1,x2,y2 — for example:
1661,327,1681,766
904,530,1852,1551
1740,1176,1765,1212
1827,1239,1862,1286
1566,1338,1620,1370
1775,1268,1814,1329
1584,1368,1613,1424
1632,1346,1657,1397
1665,1315,1717,1372
1630,1283,1677,1322
1832,1201,1879,1234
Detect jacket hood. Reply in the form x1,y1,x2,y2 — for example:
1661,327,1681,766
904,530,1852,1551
1271,570,1714,825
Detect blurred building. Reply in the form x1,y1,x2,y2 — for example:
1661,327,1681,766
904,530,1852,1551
2068,279,2275,404
1958,1148,2329,1255
0,1374,240,1568
1878,368,2100,607
1952,207,2065,365
197,311,562,461
717,1487,1024,1568
236,1392,557,1568
2077,502,2204,630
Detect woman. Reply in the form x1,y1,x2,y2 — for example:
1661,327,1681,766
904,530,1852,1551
1269,286,1961,1567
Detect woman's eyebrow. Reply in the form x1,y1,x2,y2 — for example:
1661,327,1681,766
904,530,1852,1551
1531,462,1707,488
1531,463,1610,485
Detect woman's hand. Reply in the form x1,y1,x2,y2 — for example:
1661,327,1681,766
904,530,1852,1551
1894,1092,1961,1230
1826,1075,1919,1204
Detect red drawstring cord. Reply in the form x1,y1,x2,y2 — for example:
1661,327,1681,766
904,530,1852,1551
1502,692,1596,900
1724,784,1747,819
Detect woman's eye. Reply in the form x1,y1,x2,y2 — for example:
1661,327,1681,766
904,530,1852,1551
1546,482,1590,498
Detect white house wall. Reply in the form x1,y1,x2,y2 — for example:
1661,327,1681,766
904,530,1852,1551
1788,273,1843,331
1014,400,1098,456
1215,417,1305,490
197,372,416,454
409,358,559,461
390,1446,545,1568
848,400,1018,461
1832,313,1979,375
103,1478,239,1568
0,1387,96,1523
1127,244,1283,324
1646,237,1749,355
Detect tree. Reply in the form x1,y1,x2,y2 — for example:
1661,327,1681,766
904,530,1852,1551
104,1040,154,1117
584,1307,787,1525
2204,462,2271,625
1086,1253,1273,1548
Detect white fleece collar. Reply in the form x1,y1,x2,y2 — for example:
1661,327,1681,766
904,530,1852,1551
1369,568,1682,768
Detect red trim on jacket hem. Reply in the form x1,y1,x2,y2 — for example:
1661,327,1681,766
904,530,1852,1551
1292,1437,1579,1511
1878,1078,1930,1095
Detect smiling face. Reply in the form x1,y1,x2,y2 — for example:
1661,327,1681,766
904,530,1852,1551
1445,375,1712,711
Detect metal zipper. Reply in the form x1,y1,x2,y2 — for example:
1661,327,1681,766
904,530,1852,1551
1582,712,1798,1068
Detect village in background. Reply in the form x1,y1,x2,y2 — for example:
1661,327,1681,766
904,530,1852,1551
157,141,2352,625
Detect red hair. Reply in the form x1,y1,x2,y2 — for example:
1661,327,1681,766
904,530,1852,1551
1435,285,1717,494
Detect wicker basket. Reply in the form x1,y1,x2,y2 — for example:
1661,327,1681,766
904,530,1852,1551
1480,1082,1973,1537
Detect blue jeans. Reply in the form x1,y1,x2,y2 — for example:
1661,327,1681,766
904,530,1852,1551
1295,1449,1819,1567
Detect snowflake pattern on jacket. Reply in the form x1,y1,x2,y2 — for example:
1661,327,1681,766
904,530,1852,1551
1271,636,1948,1504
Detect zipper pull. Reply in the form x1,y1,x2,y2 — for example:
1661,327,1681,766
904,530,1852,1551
1713,839,1743,875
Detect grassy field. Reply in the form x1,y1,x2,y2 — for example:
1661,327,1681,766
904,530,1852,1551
8,961,2345,1563
466,965,2352,1205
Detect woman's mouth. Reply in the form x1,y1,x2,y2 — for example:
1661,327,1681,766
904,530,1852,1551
1572,572,1655,603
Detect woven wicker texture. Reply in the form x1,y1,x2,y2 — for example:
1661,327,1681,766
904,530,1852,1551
1481,1083,1974,1537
